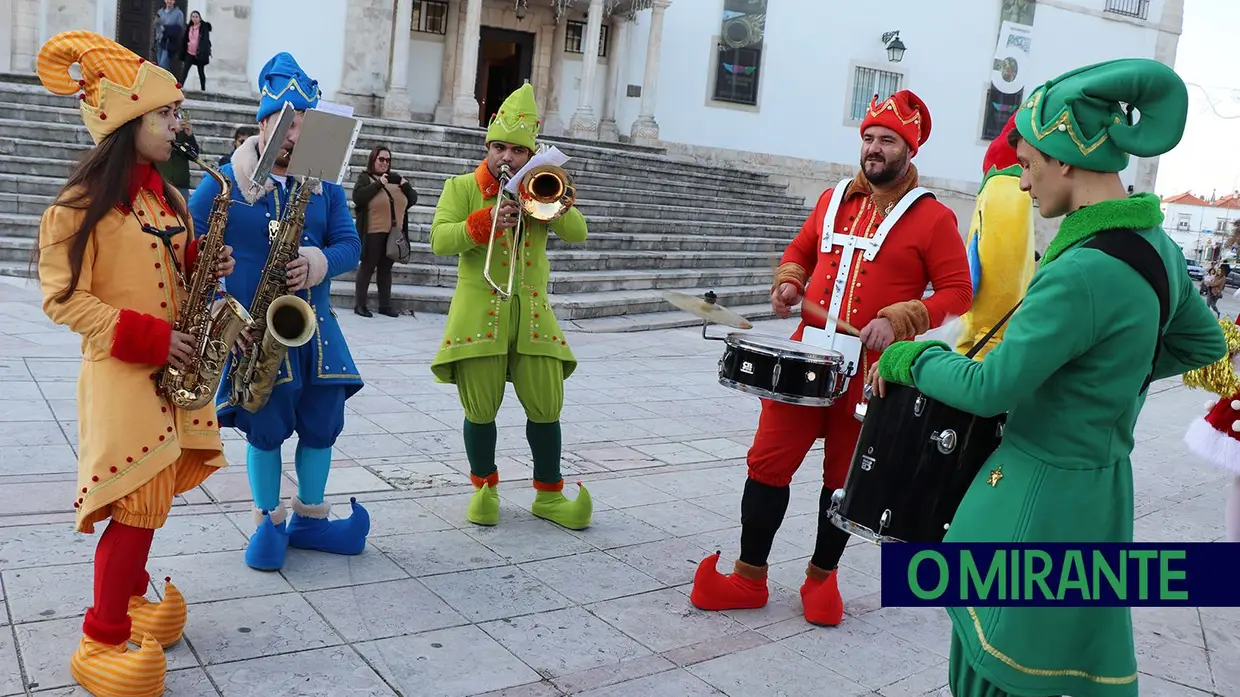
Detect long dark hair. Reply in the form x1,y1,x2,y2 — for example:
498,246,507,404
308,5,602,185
366,145,392,176
36,119,189,303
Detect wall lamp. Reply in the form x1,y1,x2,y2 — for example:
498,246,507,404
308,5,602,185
882,30,906,63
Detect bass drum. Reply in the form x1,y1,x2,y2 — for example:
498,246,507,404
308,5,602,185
829,382,1005,544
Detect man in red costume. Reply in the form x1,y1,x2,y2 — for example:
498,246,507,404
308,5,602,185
690,90,973,626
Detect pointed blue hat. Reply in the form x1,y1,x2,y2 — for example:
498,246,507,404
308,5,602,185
256,52,320,122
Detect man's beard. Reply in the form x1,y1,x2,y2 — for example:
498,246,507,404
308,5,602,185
274,145,293,168
861,154,908,186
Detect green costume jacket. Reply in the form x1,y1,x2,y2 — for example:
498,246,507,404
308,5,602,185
429,163,586,383
880,194,1226,697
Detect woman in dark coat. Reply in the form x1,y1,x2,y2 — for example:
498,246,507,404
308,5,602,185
179,11,212,91
352,145,417,317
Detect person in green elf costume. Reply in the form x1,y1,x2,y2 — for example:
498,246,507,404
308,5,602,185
429,83,592,530
866,58,1227,697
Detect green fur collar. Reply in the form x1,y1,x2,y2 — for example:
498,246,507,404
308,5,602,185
978,164,1022,194
1041,193,1164,265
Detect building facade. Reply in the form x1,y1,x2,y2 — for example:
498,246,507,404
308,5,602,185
1,0,1185,216
1162,191,1240,261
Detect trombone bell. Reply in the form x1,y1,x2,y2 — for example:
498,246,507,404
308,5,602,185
519,164,575,221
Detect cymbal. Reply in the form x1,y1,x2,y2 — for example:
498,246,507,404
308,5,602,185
661,290,753,329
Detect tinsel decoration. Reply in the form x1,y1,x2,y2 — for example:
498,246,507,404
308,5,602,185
1182,317,1240,397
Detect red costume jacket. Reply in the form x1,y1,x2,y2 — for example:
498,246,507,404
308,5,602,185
775,173,973,378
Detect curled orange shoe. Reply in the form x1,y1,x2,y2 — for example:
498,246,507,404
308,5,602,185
128,577,186,648
69,632,166,697
689,551,769,611
800,563,844,626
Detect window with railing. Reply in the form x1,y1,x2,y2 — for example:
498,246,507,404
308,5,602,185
412,0,449,34
1104,0,1150,20
850,66,902,121
565,21,608,57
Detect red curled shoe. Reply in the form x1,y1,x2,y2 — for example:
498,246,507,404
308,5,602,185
689,551,770,611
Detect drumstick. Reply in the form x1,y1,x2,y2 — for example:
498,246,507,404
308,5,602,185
800,301,861,337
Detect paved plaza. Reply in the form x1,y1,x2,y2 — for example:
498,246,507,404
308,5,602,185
0,275,1236,697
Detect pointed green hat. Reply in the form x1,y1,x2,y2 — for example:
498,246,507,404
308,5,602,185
485,82,540,151
1014,58,1188,172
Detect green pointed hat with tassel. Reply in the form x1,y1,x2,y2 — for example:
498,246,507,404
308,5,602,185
485,82,540,151
1014,58,1188,173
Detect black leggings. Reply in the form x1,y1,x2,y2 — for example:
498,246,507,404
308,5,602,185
355,232,393,309
180,58,206,91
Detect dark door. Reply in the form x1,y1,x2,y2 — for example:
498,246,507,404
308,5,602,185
476,27,536,127
116,0,188,65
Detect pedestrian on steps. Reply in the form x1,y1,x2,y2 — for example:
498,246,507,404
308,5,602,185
179,11,212,92
352,145,417,317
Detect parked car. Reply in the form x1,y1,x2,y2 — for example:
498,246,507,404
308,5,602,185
1186,259,1204,281
1227,271,1240,288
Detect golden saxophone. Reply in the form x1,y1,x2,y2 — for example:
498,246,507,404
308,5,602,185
227,177,318,413
158,142,253,410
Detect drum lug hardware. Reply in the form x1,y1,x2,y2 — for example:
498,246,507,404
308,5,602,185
943,523,950,532
914,395,926,417
931,429,957,454
880,509,891,531
772,362,782,386
997,422,1005,438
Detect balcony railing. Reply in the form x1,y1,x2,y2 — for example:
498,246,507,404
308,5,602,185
1105,0,1150,20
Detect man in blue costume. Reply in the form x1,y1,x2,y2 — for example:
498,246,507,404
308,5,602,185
188,52,368,571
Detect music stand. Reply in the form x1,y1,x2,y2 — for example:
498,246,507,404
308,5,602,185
250,102,296,189
286,108,363,185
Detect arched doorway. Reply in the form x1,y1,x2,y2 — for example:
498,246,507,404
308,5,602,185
116,0,188,69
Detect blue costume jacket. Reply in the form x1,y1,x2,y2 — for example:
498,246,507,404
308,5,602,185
186,138,364,423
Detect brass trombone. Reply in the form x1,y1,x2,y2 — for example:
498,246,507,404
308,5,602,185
483,162,577,298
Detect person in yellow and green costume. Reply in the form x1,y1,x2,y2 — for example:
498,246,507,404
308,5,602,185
955,113,1036,359
866,58,1227,697
430,83,592,529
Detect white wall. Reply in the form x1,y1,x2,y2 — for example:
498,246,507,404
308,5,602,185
0,0,13,73
406,36,444,116
557,54,612,124
246,0,349,102
640,0,1171,185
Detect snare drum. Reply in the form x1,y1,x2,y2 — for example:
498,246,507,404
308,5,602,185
829,382,1005,544
717,333,849,407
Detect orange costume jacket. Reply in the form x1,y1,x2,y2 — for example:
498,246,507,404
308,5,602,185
38,167,225,533
774,169,974,383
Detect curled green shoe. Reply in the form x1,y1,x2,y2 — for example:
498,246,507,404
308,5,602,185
531,482,592,530
467,483,500,526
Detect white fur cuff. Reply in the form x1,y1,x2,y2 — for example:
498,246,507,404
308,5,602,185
291,496,332,519
253,502,288,527
299,246,328,288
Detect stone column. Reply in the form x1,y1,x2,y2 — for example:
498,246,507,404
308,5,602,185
433,0,463,123
336,0,395,115
541,15,569,135
204,0,255,97
450,0,483,127
597,18,628,142
9,0,40,74
567,0,604,139
382,0,414,119
630,0,670,146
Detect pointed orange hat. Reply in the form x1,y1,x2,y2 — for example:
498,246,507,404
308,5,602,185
37,30,184,144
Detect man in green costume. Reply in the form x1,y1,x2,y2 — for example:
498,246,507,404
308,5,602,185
868,58,1227,697
429,83,592,530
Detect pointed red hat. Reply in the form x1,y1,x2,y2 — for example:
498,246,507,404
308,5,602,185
983,113,1020,174
860,89,932,155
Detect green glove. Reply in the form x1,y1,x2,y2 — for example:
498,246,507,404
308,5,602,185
878,340,950,386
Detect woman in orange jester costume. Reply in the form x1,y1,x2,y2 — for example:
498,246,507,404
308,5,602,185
689,90,973,625
34,30,233,697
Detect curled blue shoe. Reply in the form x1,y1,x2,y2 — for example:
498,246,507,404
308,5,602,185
245,505,290,571
287,496,370,555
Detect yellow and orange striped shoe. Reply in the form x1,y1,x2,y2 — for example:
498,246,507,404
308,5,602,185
127,576,186,648
69,632,165,697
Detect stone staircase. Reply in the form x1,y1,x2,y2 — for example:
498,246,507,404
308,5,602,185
0,73,810,330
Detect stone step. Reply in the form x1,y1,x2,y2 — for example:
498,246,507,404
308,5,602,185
0,149,800,208
566,303,778,332
0,85,780,186
0,203,800,244
337,262,774,294
403,243,773,271
0,178,806,228
330,278,774,320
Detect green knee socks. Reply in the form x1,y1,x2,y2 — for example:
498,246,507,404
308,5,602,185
526,420,562,485
463,420,498,478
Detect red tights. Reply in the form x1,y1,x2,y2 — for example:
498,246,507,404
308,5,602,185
83,521,155,645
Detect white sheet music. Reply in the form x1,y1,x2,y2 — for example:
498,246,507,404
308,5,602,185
504,146,570,195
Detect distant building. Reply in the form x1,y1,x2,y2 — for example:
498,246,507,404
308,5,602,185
1161,191,1240,261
